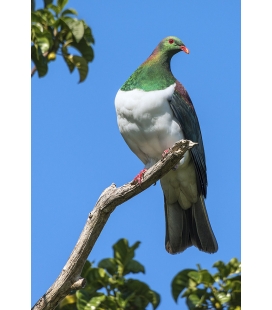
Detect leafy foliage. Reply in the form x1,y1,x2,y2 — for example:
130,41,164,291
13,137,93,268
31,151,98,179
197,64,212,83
56,239,160,310
31,0,94,82
171,258,241,310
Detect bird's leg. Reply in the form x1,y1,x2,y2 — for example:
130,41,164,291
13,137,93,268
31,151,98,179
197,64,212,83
131,168,147,185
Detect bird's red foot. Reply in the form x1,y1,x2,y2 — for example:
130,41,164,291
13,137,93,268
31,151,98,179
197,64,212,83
131,168,147,185
162,148,170,158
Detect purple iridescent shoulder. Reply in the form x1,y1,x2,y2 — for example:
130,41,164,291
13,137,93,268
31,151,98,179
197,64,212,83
175,80,194,109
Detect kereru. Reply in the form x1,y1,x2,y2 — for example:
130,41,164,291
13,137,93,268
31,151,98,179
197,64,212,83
114,36,218,254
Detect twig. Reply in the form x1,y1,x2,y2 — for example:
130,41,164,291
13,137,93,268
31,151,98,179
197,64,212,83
31,139,197,310
31,66,37,77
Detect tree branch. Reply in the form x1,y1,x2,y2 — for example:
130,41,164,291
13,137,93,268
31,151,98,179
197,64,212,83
31,139,197,310
31,66,37,77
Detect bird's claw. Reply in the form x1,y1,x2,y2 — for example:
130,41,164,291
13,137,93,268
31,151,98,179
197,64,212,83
162,148,170,158
131,168,147,185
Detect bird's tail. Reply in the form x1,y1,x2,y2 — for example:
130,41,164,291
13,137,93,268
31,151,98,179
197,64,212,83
164,195,218,254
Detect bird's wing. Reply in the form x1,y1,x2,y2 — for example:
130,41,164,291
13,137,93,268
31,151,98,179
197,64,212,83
169,81,207,197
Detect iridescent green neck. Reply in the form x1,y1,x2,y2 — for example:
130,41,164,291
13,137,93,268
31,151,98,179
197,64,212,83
121,47,176,91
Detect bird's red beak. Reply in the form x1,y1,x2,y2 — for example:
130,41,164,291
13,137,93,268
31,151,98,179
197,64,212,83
181,45,189,54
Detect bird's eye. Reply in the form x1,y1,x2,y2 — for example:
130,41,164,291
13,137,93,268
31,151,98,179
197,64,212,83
168,39,174,44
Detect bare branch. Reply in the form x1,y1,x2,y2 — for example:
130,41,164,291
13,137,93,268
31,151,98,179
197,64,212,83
31,139,197,310
31,66,37,77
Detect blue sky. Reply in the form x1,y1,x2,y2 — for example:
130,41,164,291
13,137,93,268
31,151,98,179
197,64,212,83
30,1,241,309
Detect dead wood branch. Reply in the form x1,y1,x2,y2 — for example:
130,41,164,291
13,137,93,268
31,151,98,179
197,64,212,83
32,139,196,310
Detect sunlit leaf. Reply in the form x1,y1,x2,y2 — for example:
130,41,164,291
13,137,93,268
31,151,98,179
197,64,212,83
57,0,68,11
85,267,109,287
186,293,201,310
35,9,55,25
76,290,92,310
36,37,50,53
69,20,84,43
57,294,77,309
47,4,60,15
188,271,201,284
86,295,105,310
61,8,78,16
31,24,44,37
214,291,231,304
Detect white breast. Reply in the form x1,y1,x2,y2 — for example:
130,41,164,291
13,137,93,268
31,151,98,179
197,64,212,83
114,84,187,168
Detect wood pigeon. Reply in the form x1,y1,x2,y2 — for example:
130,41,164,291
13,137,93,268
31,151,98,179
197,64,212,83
114,36,218,254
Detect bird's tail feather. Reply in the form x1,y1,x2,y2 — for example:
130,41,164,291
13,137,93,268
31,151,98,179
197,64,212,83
164,195,218,254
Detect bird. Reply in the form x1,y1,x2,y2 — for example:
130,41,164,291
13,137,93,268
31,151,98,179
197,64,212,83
114,36,218,254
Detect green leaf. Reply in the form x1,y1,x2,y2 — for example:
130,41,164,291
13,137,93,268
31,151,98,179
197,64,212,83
100,296,118,310
61,8,78,17
69,20,85,43
76,290,92,310
85,295,105,310
124,259,145,275
113,239,141,273
31,12,45,24
98,258,118,275
47,4,60,15
72,55,88,83
228,258,241,274
44,0,53,7
57,0,68,11
59,18,85,43
83,24,95,44
35,9,55,25
85,267,109,287
171,269,196,302
146,290,161,310
213,291,231,304
213,260,229,279
70,40,94,62
188,271,201,284
31,24,44,41
63,54,75,73
57,294,77,309
116,291,127,308
36,36,50,53
121,279,160,309
31,45,48,77
186,293,201,310
199,270,215,286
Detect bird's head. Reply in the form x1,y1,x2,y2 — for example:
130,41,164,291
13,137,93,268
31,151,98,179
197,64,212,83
158,36,190,57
